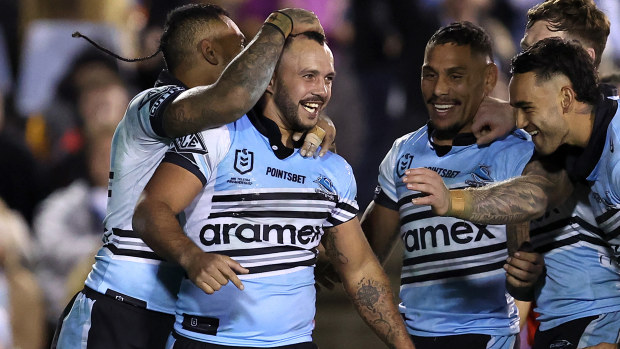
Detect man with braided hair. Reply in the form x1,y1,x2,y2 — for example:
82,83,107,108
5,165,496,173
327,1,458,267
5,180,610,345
55,4,330,349
133,30,415,349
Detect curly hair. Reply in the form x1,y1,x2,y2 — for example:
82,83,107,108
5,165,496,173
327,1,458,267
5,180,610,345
426,21,494,62
511,37,599,105
160,4,229,73
526,0,609,67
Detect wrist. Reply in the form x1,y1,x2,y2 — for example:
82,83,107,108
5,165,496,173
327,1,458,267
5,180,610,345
447,189,472,218
264,11,293,38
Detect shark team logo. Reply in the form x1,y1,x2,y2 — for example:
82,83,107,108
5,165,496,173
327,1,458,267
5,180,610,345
173,133,207,154
397,153,414,177
314,175,337,201
234,149,254,174
465,165,493,187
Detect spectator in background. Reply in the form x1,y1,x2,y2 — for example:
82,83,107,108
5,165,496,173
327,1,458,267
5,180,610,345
0,198,46,349
40,51,129,191
33,124,115,340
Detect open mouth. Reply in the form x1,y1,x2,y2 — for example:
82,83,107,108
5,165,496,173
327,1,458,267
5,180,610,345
301,102,321,114
526,128,539,136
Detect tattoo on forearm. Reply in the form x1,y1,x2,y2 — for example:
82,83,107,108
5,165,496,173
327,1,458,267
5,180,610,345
322,228,349,264
351,278,400,348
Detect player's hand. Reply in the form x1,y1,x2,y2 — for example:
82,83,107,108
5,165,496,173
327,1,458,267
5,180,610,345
278,8,324,36
581,343,619,349
182,250,249,294
403,168,451,215
472,96,515,145
294,114,336,157
504,249,544,289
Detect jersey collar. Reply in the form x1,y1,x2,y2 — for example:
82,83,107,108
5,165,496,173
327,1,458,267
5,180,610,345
247,106,304,160
426,123,477,157
154,70,188,89
564,83,619,180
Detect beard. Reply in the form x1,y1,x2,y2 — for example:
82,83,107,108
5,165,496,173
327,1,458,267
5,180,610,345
428,119,467,142
273,81,311,133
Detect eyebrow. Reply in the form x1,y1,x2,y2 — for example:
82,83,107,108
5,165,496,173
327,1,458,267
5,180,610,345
512,101,533,108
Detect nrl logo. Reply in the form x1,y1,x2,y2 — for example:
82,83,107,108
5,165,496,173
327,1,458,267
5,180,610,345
234,149,254,174
397,153,414,177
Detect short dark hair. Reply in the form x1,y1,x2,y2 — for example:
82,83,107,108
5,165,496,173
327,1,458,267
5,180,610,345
511,37,599,105
526,0,609,67
426,21,494,62
283,31,326,51
160,4,229,72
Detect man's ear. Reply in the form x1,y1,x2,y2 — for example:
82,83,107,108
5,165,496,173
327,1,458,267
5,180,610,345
265,75,276,95
585,47,596,63
483,63,499,95
200,39,218,65
560,85,575,113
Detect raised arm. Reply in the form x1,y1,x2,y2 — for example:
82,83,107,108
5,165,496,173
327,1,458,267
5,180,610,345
403,159,572,224
360,201,401,265
323,219,415,349
163,9,324,138
132,162,248,294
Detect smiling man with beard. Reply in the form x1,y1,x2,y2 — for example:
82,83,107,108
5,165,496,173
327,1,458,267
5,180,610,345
360,22,541,349
132,31,414,349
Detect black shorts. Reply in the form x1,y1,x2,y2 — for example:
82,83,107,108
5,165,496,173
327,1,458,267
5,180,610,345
411,334,491,349
171,331,318,349
54,286,175,349
532,316,598,349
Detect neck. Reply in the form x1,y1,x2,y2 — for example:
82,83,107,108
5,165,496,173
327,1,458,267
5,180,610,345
567,103,596,148
262,99,295,148
175,66,217,88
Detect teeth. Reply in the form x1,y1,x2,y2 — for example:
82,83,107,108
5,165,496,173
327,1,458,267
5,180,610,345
434,104,453,111
528,130,539,136
302,102,319,113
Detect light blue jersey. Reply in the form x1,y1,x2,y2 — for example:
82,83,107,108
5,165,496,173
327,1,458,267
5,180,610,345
84,72,187,314
529,183,620,331
164,110,358,347
376,125,533,337
587,104,620,256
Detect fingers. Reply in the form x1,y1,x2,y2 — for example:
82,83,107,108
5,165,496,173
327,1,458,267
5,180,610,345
300,142,319,158
504,252,544,287
192,254,248,294
318,132,335,157
300,126,325,157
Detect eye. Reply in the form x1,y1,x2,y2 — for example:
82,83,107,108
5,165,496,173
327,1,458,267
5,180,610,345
450,74,463,80
422,72,436,79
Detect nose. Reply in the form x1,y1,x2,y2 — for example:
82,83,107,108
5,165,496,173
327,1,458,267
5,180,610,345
313,79,329,98
516,110,528,129
434,75,449,96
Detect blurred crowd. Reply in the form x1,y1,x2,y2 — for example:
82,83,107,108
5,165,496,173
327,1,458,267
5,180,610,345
0,0,618,348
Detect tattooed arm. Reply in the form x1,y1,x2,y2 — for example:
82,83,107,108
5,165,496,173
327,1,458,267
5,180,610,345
323,219,415,349
403,159,573,224
163,9,324,138
360,201,401,265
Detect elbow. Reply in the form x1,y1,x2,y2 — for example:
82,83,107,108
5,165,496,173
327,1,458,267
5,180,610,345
132,197,150,240
527,186,549,220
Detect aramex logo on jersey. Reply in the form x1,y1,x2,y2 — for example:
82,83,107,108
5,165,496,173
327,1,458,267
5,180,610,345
172,133,207,154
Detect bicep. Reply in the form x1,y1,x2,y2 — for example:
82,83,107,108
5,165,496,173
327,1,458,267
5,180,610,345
360,201,400,263
323,218,376,274
522,159,572,207
141,162,204,214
